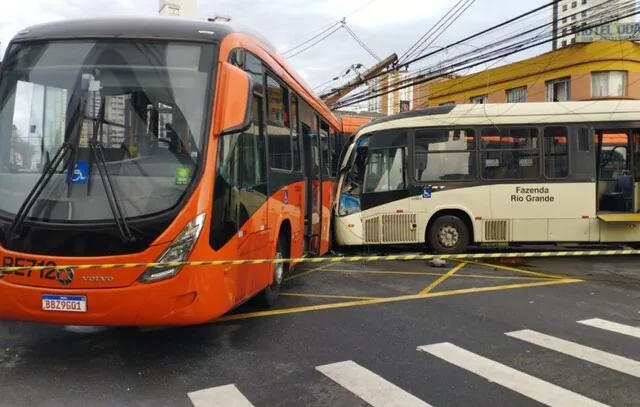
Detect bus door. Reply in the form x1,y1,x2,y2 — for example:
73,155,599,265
302,121,322,255
596,129,636,214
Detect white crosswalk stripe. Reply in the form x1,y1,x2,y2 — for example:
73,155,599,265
506,329,640,378
187,317,640,406
577,318,640,339
187,384,255,407
418,342,609,407
316,360,434,407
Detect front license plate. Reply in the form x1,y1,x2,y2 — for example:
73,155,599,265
42,294,87,313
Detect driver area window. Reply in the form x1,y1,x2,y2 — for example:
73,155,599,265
363,148,405,193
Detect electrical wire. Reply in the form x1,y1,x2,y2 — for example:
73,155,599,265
401,0,476,64
398,0,468,64
332,0,638,109
343,23,381,61
282,21,342,55
280,0,377,52
286,25,344,59
322,0,564,102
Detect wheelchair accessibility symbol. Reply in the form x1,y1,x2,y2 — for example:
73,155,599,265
66,161,89,185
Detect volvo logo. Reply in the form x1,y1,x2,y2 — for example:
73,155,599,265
56,267,75,286
82,276,115,282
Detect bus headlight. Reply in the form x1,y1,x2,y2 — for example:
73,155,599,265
138,213,206,283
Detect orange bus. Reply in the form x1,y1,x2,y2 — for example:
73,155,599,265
0,16,343,326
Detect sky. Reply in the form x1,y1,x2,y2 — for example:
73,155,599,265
0,0,553,93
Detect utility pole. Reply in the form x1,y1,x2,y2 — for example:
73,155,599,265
320,53,398,107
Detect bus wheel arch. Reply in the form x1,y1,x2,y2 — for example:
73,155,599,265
253,220,290,308
425,209,474,254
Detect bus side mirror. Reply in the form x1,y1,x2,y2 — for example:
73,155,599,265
219,62,254,135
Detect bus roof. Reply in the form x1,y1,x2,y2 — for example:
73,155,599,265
355,100,640,138
8,16,277,52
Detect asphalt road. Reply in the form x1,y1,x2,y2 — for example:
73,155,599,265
1,256,640,407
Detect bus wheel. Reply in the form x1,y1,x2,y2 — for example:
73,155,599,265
427,215,469,254
254,234,287,308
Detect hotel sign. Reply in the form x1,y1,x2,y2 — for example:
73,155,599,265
576,22,640,42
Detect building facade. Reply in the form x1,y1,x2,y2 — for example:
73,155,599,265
426,40,640,106
552,0,635,50
158,0,199,18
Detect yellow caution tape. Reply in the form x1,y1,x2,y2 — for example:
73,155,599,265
0,249,638,274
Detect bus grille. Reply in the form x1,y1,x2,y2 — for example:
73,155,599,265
484,220,509,241
364,214,418,244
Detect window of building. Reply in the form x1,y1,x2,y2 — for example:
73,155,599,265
571,37,576,44
572,1,577,7
506,86,527,103
481,127,540,180
592,71,627,97
581,10,587,17
562,39,567,47
414,129,475,182
363,148,406,193
582,0,587,3
571,14,577,21
544,127,568,178
563,4,568,11
470,95,488,104
546,77,571,102
563,27,568,35
266,74,292,170
562,17,568,23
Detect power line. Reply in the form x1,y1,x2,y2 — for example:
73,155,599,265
333,0,633,107
282,21,342,55
399,0,474,64
343,23,381,61
407,0,476,63
332,1,639,109
335,0,564,101
286,25,344,59
279,0,377,51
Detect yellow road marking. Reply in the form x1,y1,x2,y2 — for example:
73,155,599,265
456,259,566,279
284,263,333,282
216,278,582,322
419,262,467,295
281,293,380,300
323,268,551,280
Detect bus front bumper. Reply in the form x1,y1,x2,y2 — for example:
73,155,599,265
0,268,233,327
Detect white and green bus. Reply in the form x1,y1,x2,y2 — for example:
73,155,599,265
333,100,640,254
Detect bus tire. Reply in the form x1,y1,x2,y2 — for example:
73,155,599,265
254,233,288,308
427,215,469,254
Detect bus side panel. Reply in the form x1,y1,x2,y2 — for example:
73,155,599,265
488,182,593,242
319,180,333,255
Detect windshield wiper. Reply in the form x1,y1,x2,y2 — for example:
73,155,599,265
5,143,73,242
88,97,136,243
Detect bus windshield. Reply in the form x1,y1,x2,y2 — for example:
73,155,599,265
0,39,214,225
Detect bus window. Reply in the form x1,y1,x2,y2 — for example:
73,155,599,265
544,126,568,179
364,148,405,193
330,127,338,178
481,127,539,180
291,94,300,172
414,129,475,182
245,53,264,94
320,120,331,177
210,96,267,250
266,74,291,170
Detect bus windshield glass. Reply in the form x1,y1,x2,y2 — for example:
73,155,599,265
0,39,214,223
